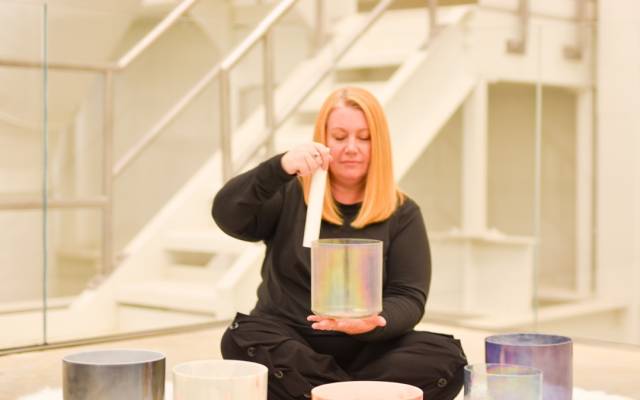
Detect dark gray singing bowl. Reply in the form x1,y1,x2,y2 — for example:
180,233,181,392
63,349,165,400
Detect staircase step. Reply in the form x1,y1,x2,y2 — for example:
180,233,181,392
165,230,249,255
358,0,477,12
231,3,275,27
165,263,221,282
57,247,101,262
117,305,213,331
335,9,427,70
116,281,219,315
335,6,470,70
460,299,629,331
274,120,315,152
297,81,387,115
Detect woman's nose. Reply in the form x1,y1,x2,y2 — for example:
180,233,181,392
345,137,358,153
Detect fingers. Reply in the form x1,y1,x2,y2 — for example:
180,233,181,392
307,314,386,334
311,143,332,170
307,315,336,330
281,143,331,176
312,320,336,330
302,152,316,176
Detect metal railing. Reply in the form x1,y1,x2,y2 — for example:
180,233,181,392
0,0,203,277
0,0,442,277
0,0,594,353
489,0,590,56
506,0,529,53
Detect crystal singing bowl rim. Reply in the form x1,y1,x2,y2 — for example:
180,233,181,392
312,380,423,397
486,333,572,347
464,363,542,377
62,349,165,366
311,238,382,246
173,359,268,381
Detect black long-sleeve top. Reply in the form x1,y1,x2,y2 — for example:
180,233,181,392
212,154,431,342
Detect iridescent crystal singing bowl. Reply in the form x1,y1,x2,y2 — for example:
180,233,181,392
486,333,573,400
311,239,383,318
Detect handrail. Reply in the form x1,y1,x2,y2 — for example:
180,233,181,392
0,0,199,72
0,58,115,72
115,0,200,69
114,0,298,177
271,0,395,139
0,0,434,275
222,0,296,71
114,0,420,179
113,64,221,177
0,196,108,210
225,0,398,178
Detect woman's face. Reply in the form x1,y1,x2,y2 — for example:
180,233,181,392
326,106,371,189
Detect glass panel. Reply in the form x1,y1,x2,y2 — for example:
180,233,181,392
400,21,539,332
0,1,46,349
535,15,640,347
43,1,227,340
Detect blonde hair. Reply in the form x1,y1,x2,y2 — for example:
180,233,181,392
301,86,404,228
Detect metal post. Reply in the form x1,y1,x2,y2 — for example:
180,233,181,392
563,0,586,59
219,69,233,181
314,0,325,52
42,2,49,344
264,31,276,156
532,25,543,330
427,0,439,44
102,71,114,276
506,0,529,54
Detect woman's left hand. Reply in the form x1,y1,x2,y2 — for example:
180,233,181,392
307,314,387,335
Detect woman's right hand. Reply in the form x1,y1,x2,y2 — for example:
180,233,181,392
281,142,332,176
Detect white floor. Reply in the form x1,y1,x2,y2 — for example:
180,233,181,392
15,384,637,400
2,322,639,400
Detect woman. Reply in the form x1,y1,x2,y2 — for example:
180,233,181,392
212,87,467,400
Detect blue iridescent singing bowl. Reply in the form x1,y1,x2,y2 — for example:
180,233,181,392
485,333,573,400
311,239,383,318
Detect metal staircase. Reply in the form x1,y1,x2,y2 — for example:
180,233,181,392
0,0,612,347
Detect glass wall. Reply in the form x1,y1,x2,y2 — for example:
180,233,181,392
1,0,638,354
0,0,322,349
0,1,46,349
402,1,640,349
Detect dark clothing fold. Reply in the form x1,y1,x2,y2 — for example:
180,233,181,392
222,313,467,400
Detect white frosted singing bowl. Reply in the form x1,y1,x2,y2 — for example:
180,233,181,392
172,359,268,400
312,381,423,400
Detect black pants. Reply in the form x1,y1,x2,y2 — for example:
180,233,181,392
220,313,467,400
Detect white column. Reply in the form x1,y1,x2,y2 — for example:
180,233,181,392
596,0,640,342
462,80,488,234
575,89,593,296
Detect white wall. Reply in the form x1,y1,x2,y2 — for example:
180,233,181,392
487,83,576,291
596,0,640,342
399,108,462,232
403,81,578,297
109,18,222,252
